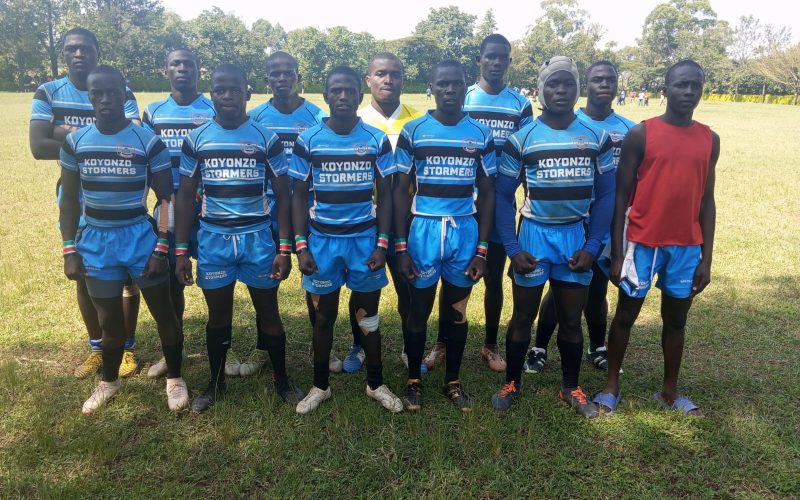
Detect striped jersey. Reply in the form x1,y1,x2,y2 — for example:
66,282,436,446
358,102,425,149
142,94,215,190
179,118,287,234
499,116,615,224
31,76,139,128
289,119,394,237
575,108,635,168
463,84,533,155
59,123,170,228
395,112,496,217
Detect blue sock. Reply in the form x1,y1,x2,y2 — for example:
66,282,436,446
89,338,103,351
124,337,136,350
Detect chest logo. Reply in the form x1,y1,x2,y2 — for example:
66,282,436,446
192,113,209,126
295,122,309,134
572,135,589,150
240,142,257,155
117,145,135,159
354,143,370,156
462,138,479,154
610,132,625,143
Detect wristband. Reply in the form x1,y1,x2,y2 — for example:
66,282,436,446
295,235,308,254
154,238,170,255
475,241,489,260
63,240,77,256
278,238,293,254
175,242,189,257
377,233,390,250
394,237,407,254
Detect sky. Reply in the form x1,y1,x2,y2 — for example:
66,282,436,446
160,0,799,47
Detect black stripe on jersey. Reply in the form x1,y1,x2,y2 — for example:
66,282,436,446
266,138,284,159
413,146,479,161
314,188,373,204
203,183,264,198
75,151,147,164
522,148,596,164
528,186,594,201
170,156,180,168
197,149,267,163
149,139,167,157
53,108,95,122
521,105,533,119
310,154,377,168
502,138,521,160
598,136,614,155
202,214,270,227
276,132,299,146
125,90,136,102
85,206,147,220
81,180,145,193
293,142,311,161
417,183,473,199
311,218,376,236
33,88,49,103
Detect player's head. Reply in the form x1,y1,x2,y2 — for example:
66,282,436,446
265,51,300,99
664,59,704,114
538,56,579,114
476,34,512,86
165,48,199,93
366,52,404,105
585,60,618,108
210,64,250,120
431,60,467,114
62,28,100,78
323,65,363,119
87,65,127,123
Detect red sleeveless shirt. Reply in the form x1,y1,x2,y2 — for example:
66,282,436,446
626,117,712,247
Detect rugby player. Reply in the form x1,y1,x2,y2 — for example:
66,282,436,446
491,56,615,418
30,27,142,379
593,60,718,417
174,64,303,412
142,48,215,378
291,66,402,414
358,52,427,376
530,61,635,374
394,60,496,412
59,65,186,414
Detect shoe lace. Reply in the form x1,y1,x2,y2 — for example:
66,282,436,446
168,383,186,397
570,387,588,405
447,383,463,399
499,381,517,397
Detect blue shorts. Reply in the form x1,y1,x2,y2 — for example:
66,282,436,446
76,220,167,289
619,243,701,299
408,215,479,289
302,233,388,294
196,227,279,290
513,219,592,288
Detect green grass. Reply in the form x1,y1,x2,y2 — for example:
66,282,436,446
1,92,799,498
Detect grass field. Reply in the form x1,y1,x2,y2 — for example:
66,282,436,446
1,91,799,498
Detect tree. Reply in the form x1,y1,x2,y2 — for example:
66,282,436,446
285,27,329,84
251,19,286,56
185,8,263,83
414,6,478,80
476,9,498,41
386,35,444,84
754,44,800,105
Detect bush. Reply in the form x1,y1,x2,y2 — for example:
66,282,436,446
703,93,797,105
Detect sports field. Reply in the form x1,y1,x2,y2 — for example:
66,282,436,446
1,92,798,498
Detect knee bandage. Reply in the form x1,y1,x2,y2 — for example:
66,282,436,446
358,314,380,333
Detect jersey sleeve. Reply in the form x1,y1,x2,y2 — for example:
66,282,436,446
31,86,53,122
595,131,615,174
59,135,79,171
146,135,172,174
519,99,534,128
288,134,311,182
498,133,524,180
265,133,288,178
479,137,497,177
179,133,200,178
124,88,140,120
375,134,395,177
394,125,414,174
141,106,154,132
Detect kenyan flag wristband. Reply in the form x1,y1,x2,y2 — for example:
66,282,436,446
278,238,293,255
154,238,170,255
295,235,308,254
174,243,189,257
63,240,77,256
475,241,489,260
377,233,390,250
394,238,408,255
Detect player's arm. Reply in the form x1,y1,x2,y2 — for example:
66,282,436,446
692,131,719,296
392,129,418,282
30,120,72,160
496,136,538,274
609,123,646,285
142,138,173,278
289,138,316,276
58,140,86,280
174,137,200,285
368,138,395,271
266,136,292,280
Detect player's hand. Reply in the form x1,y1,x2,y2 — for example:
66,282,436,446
298,251,318,276
175,255,194,286
609,255,623,286
367,248,387,272
465,256,486,281
396,253,419,283
510,252,540,274
63,253,88,281
568,249,595,273
271,254,291,280
142,253,168,279
691,260,712,297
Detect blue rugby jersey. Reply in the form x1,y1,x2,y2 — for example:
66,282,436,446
575,108,635,168
395,112,496,217
464,84,533,156
499,116,615,224
179,118,288,234
142,95,215,190
31,76,139,128
59,123,171,228
289,119,395,237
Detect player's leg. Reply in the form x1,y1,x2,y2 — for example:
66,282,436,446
657,294,699,413
421,294,446,371
296,289,340,414
119,280,140,377
304,272,342,373
529,289,557,373
148,270,185,378
402,284,437,411
192,283,235,412
74,278,104,378
480,241,507,372
342,293,365,373
584,262,611,370
439,280,474,411
601,291,645,398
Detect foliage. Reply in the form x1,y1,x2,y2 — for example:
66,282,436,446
753,44,800,105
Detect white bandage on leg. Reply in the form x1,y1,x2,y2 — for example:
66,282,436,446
358,314,380,333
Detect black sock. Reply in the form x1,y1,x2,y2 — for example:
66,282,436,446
366,363,383,390
484,326,499,346
587,321,607,352
404,326,425,380
313,362,329,391
263,334,287,382
436,318,446,344
162,342,183,378
101,346,124,382
505,334,529,385
361,329,382,389
557,337,583,389
444,322,468,383
206,325,231,387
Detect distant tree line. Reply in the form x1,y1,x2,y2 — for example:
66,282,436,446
0,0,797,103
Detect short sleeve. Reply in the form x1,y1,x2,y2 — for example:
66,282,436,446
179,133,200,178
498,134,523,179
288,134,312,182
147,136,172,173
595,131,615,174
265,133,288,177
31,86,53,122
59,136,79,171
394,125,414,174
141,107,154,132
124,88,140,120
374,134,395,177
480,137,497,176
519,100,534,128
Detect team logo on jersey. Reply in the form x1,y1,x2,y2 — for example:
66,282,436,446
572,135,589,150
116,145,135,159
191,113,209,126
353,143,370,156
462,138,479,153
610,132,625,143
295,122,309,134
240,142,257,155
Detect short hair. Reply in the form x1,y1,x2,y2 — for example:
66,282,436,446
479,33,511,54
61,27,100,54
665,59,705,85
430,59,466,82
368,52,404,75
211,64,248,85
165,48,198,67
266,51,298,71
586,60,617,79
87,65,125,89
324,65,361,92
